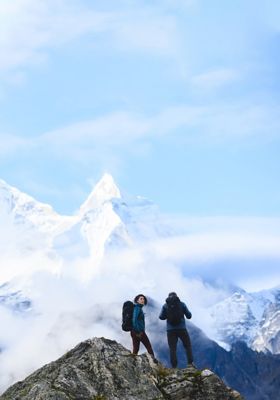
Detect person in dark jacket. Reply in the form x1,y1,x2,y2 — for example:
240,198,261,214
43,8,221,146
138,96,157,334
131,294,158,363
159,292,194,368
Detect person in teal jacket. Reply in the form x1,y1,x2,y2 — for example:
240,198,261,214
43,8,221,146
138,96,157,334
131,294,158,363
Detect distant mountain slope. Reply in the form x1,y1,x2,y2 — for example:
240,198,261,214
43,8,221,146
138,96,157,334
185,323,280,400
210,287,280,354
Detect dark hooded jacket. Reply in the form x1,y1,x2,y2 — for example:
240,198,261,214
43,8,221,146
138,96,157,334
159,295,192,331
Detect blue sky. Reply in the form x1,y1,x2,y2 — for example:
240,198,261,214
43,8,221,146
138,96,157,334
1,0,280,216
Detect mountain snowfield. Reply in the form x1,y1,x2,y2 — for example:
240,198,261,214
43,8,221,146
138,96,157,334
0,174,169,280
0,174,280,392
209,287,280,354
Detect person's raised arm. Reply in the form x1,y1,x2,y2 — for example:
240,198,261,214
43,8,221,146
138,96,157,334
183,303,192,319
159,304,167,320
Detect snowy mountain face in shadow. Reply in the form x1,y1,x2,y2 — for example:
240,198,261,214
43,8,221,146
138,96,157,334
209,286,280,354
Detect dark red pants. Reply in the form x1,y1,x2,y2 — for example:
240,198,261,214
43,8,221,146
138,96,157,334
130,330,154,356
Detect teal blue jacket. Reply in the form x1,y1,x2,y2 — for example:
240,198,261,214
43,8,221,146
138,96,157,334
132,304,145,332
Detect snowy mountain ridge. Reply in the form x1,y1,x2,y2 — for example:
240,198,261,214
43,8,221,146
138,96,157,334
210,286,280,354
0,174,168,279
0,178,75,237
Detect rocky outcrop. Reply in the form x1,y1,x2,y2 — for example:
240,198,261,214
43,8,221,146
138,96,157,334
0,337,243,400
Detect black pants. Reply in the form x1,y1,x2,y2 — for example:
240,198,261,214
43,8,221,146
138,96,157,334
167,329,193,367
130,330,154,356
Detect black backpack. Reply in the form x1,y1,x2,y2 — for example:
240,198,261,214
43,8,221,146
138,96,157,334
122,300,134,331
166,296,183,326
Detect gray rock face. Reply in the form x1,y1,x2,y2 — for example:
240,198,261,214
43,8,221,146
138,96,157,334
0,337,243,400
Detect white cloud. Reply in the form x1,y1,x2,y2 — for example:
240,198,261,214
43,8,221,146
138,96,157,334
149,233,280,264
163,215,280,235
0,0,113,72
0,249,227,392
112,14,179,55
0,0,180,82
41,112,151,145
1,98,280,167
36,101,280,153
163,0,197,8
0,134,31,156
191,68,240,90
0,214,60,282
207,102,280,138
142,216,280,293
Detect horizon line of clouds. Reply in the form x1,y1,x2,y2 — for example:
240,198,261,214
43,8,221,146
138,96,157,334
148,233,280,263
1,218,280,287
1,220,280,294
103,229,280,293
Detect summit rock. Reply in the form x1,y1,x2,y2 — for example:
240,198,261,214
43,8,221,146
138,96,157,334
0,337,243,400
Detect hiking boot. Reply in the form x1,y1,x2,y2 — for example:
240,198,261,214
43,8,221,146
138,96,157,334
152,356,159,364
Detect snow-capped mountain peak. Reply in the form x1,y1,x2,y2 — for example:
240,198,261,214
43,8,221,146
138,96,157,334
0,178,66,234
79,174,121,215
1,175,169,281
0,179,52,214
210,290,260,346
209,286,280,354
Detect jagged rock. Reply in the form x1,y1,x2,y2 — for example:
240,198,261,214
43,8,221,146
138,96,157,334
0,337,243,400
